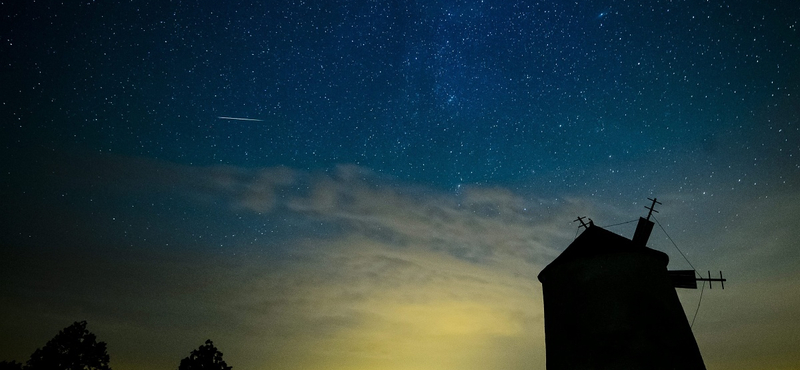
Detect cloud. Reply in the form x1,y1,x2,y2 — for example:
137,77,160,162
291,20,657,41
49,156,559,369
10,152,800,370
182,163,578,266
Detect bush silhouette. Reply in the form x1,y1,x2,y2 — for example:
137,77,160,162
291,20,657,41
0,361,23,370
26,321,111,370
179,340,231,370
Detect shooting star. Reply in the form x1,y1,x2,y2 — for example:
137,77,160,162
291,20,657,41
217,116,264,122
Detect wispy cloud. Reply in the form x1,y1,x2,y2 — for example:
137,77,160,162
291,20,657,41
196,163,583,265
9,152,799,370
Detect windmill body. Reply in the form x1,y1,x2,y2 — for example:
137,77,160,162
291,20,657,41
538,216,707,370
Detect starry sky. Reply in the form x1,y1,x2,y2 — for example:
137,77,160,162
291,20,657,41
1,0,799,369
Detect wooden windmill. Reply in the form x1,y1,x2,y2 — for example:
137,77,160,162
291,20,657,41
538,198,725,370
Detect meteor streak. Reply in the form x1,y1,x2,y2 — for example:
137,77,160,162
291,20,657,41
217,116,264,122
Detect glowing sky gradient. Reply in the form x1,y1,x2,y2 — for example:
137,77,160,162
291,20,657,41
2,1,799,369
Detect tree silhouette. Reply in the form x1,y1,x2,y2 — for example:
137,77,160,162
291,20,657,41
179,340,232,370
26,321,111,370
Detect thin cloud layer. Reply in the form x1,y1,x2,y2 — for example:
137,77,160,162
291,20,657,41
200,163,581,265
3,153,799,370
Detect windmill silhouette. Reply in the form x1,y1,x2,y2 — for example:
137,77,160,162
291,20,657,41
538,198,726,370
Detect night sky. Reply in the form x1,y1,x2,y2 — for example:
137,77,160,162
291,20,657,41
2,0,799,369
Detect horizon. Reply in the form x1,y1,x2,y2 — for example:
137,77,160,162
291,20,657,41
2,0,799,369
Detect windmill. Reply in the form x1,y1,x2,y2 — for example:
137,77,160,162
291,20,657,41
538,198,726,370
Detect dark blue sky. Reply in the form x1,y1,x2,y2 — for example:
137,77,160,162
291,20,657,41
5,0,797,191
2,1,800,369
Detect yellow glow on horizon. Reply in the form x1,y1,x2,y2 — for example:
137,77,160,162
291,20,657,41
391,300,523,337
249,237,545,370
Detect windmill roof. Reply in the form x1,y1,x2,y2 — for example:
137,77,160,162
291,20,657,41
538,225,668,282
